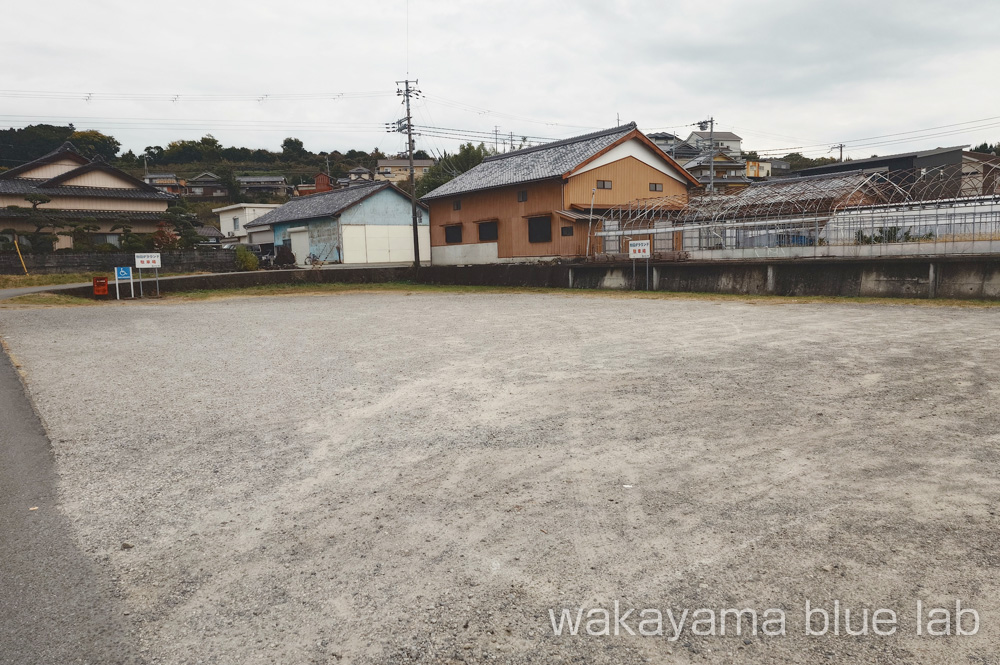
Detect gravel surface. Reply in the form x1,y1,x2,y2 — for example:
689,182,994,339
2,291,999,664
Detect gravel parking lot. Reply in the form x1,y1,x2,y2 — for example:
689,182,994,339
2,291,999,664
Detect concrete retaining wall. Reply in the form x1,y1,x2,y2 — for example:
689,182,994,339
51,257,1000,301
0,250,237,275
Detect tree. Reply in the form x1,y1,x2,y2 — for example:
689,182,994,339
416,143,494,197
164,205,201,248
0,124,74,163
152,221,179,250
413,149,431,160
69,130,121,160
281,137,307,161
143,145,164,163
780,152,838,172
216,164,243,203
59,218,101,250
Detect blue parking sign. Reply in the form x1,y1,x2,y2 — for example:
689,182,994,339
115,266,132,280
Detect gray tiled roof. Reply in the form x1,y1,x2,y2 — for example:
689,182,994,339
246,182,394,228
0,178,176,200
237,175,287,183
688,131,743,141
195,225,224,238
0,208,169,221
421,123,638,200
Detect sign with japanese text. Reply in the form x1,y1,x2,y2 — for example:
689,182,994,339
628,240,651,259
135,253,161,269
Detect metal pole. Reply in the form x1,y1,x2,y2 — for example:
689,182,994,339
585,188,596,258
155,268,160,297
708,117,715,194
138,267,143,298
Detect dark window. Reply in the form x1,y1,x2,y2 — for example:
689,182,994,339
517,190,528,202
561,226,574,237
649,183,663,192
453,199,462,210
444,225,462,243
597,180,612,189
527,216,552,243
478,221,498,242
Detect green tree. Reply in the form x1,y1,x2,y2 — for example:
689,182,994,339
416,143,493,197
281,137,307,161
781,152,838,171
0,124,74,163
70,129,121,160
59,218,101,250
216,164,243,203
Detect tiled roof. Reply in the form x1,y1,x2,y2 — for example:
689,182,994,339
422,124,640,200
684,153,746,168
237,175,287,183
0,208,169,221
688,131,743,141
246,181,420,227
196,225,224,238
0,178,176,200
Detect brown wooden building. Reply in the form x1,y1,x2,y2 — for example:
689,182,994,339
421,123,701,265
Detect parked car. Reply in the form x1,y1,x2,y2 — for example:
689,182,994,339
222,243,264,256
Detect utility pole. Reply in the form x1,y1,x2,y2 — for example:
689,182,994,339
699,117,715,193
325,154,331,174
835,143,844,162
494,126,500,153
392,79,421,270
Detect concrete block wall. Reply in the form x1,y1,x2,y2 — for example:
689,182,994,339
0,250,238,275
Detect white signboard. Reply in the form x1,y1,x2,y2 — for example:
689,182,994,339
135,253,161,269
628,240,651,259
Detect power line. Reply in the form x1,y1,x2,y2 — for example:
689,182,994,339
0,89,394,103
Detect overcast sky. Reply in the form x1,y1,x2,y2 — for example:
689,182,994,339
3,0,999,161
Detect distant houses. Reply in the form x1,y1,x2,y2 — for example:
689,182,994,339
375,158,435,183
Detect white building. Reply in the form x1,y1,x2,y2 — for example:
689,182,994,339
685,130,743,158
212,203,281,244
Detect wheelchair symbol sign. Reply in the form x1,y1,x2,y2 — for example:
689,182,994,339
115,267,132,280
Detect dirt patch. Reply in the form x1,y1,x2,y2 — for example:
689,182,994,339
2,293,998,664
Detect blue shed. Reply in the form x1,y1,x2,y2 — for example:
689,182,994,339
246,181,428,265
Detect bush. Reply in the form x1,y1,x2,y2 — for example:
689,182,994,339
235,244,259,271
274,245,296,267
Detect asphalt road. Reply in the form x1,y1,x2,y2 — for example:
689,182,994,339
0,351,142,664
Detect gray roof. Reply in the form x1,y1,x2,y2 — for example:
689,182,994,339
646,132,680,140
195,225,224,238
0,208,170,221
421,123,638,200
237,175,286,183
684,153,746,169
246,182,415,228
795,145,968,173
0,178,176,200
688,131,743,141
